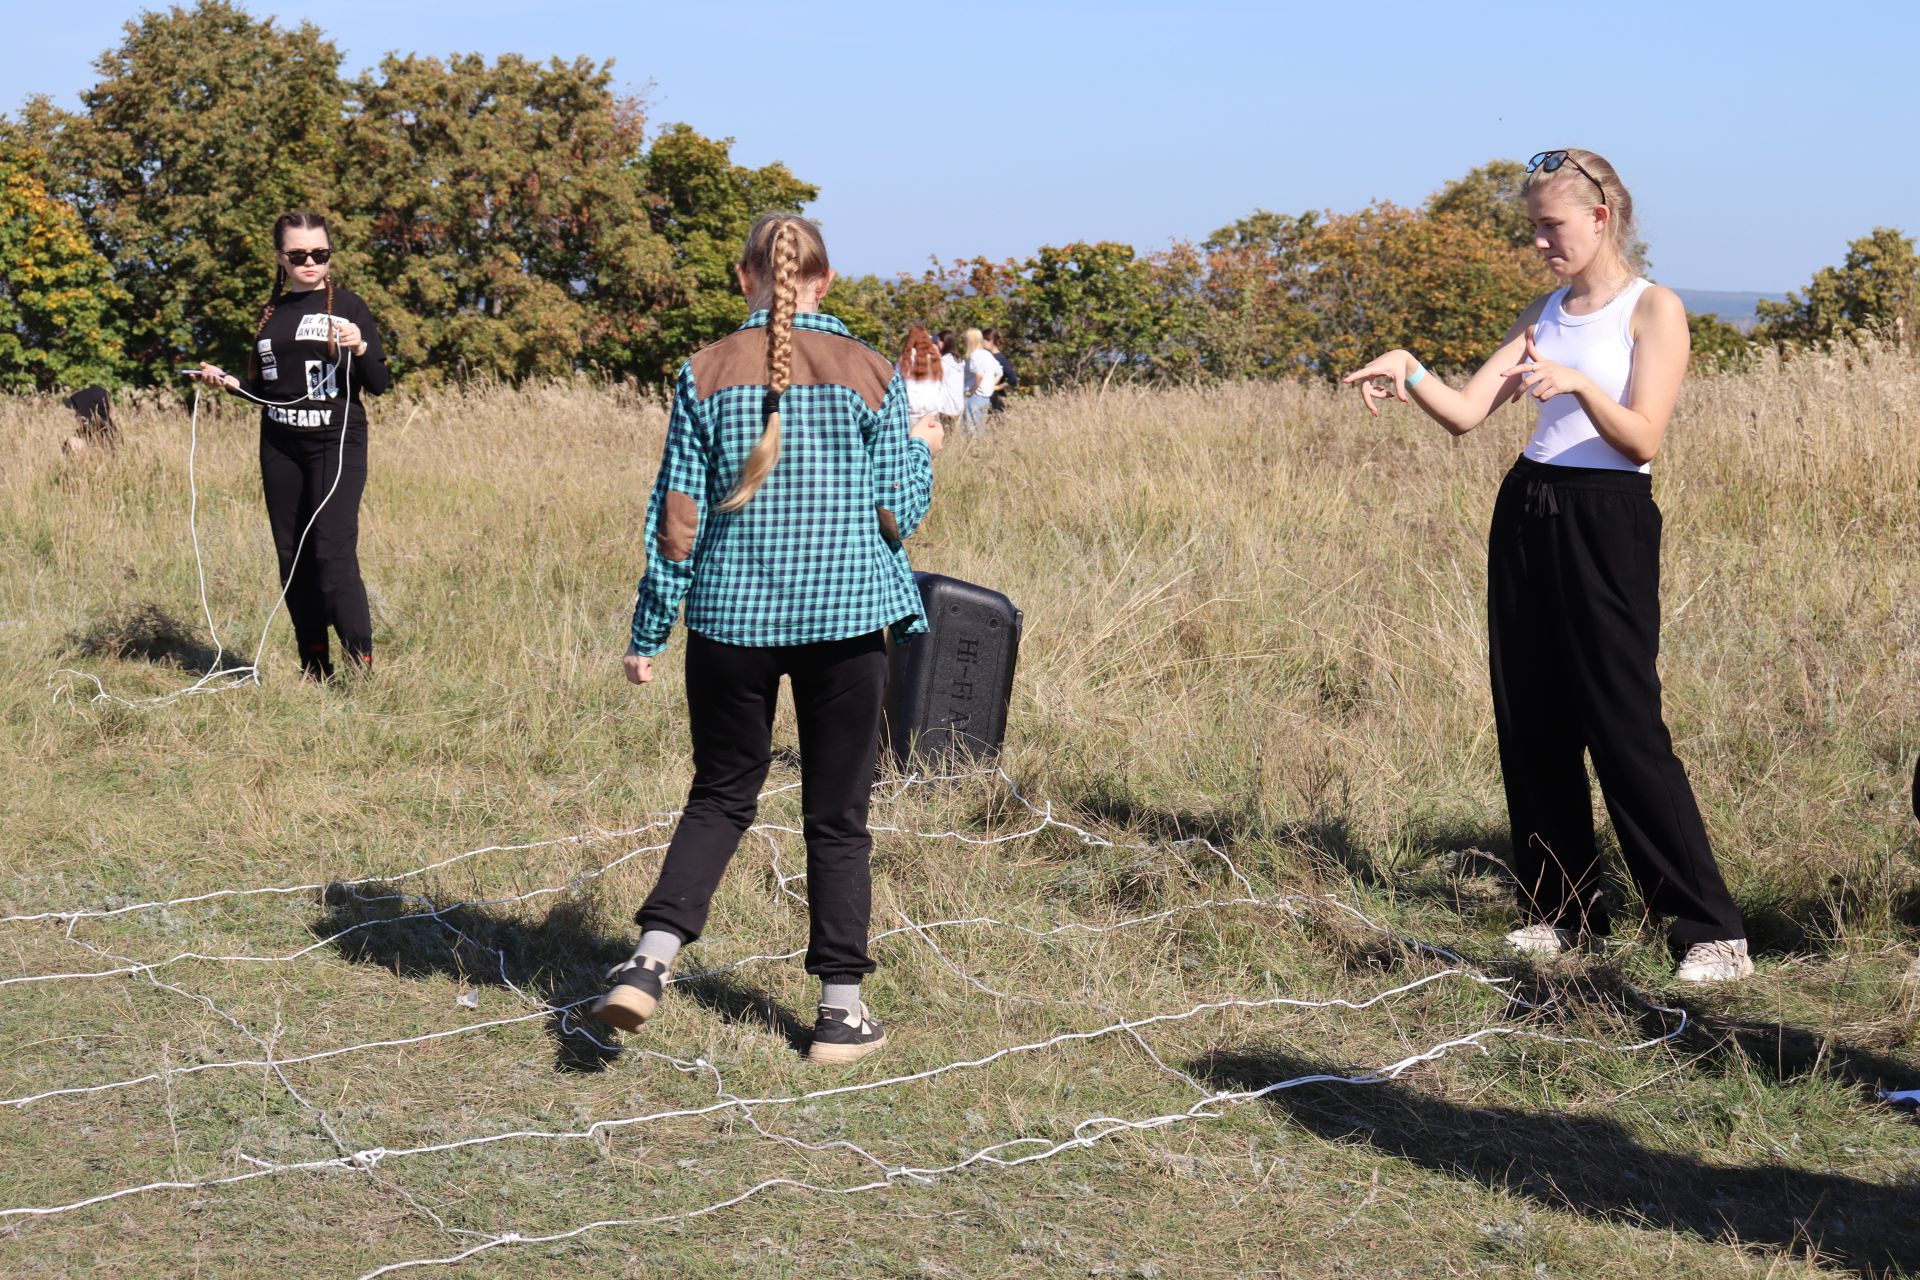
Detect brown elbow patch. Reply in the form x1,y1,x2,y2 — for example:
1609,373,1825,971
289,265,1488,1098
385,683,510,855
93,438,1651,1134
876,505,901,547
658,491,699,561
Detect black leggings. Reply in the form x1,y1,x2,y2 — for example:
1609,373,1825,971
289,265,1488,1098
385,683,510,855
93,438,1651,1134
1487,456,1744,945
636,630,890,983
260,420,372,673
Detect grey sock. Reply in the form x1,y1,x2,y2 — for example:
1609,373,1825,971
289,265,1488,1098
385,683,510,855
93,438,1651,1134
820,981,861,1013
635,929,681,969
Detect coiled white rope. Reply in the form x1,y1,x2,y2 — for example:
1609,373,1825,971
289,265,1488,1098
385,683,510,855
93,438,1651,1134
51,348,358,707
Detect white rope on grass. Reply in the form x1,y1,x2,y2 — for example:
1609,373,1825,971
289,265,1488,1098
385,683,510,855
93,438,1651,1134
341,1004,1690,1280
57,904,467,1246
0,767,1694,1278
0,881,1404,1115
49,349,358,709
0,768,1277,988
0,966,1677,1223
0,769,1507,1114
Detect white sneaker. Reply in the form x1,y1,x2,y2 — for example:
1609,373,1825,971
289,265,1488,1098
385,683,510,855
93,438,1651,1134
1503,923,1578,956
1674,938,1753,983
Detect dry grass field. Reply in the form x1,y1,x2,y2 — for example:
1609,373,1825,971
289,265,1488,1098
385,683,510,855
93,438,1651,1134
0,345,1916,1277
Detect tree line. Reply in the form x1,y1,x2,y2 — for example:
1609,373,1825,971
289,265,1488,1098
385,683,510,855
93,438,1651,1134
2,2,1914,394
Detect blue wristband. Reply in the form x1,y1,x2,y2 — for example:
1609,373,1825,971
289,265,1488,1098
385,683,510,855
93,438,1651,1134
1405,362,1427,389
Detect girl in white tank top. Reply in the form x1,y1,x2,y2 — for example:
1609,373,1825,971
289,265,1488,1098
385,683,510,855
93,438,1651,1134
1524,277,1652,472
1338,149,1752,985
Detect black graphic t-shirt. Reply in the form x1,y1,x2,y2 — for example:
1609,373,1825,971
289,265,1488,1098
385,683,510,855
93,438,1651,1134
238,286,391,430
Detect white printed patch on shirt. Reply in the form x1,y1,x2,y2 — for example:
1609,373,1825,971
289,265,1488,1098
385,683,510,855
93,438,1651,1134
304,359,338,401
294,313,339,343
266,406,334,428
257,338,277,381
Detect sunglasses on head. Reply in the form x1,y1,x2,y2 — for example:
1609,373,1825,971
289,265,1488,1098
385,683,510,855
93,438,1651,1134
281,248,332,266
1527,150,1607,207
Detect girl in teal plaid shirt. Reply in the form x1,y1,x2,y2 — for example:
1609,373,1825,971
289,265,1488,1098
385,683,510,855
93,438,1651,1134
595,214,944,1064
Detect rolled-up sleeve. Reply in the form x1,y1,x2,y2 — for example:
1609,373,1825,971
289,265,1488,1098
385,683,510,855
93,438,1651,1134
629,362,710,656
867,372,933,541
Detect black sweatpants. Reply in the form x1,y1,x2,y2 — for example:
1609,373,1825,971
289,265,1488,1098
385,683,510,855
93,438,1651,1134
636,630,890,983
1487,456,1743,946
259,419,372,673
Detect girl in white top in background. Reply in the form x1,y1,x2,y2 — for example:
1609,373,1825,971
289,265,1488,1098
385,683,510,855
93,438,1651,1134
962,327,1000,431
897,324,948,421
1342,148,1751,984
935,330,965,419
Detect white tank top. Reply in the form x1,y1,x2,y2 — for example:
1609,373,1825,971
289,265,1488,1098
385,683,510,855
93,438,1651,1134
1523,277,1652,473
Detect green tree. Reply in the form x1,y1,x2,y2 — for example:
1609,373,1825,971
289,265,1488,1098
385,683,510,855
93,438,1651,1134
1685,311,1754,371
1756,226,1919,350
1427,159,1533,249
17,1,344,377
340,52,676,382
815,273,903,351
1195,210,1323,378
1309,202,1549,376
630,123,816,381
816,261,1011,363
1010,242,1193,385
0,146,127,389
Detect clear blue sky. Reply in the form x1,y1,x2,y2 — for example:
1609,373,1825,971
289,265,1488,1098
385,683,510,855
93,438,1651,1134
6,0,1916,293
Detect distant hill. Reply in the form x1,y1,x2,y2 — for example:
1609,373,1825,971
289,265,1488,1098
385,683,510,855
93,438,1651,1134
1674,288,1789,332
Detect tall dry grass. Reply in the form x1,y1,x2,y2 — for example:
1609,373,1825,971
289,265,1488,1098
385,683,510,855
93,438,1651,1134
0,346,1915,1277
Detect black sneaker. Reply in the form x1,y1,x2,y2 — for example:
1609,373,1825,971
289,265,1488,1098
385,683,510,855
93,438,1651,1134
591,954,669,1032
807,1001,887,1064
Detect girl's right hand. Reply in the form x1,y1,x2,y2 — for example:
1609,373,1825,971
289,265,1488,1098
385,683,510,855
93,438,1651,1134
1340,351,1414,418
910,414,945,456
623,654,653,685
192,362,240,391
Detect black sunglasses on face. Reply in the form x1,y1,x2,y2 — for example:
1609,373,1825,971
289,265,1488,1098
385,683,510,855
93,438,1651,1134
1527,150,1607,207
281,248,332,266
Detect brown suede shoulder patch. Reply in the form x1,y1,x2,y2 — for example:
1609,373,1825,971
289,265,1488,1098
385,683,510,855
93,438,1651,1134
688,325,893,410
793,329,893,409
659,491,699,562
687,329,766,401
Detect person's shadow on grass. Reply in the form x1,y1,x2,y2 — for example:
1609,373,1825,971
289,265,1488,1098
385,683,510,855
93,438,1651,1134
1195,1045,1920,1277
311,883,815,1071
311,883,633,1073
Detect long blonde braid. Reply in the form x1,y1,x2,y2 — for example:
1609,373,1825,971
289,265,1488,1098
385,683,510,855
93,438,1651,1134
718,218,802,513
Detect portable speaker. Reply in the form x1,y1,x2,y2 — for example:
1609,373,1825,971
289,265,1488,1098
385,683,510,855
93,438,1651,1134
884,573,1022,769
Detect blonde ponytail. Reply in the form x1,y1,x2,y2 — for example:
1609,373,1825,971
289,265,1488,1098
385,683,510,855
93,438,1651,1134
720,215,821,513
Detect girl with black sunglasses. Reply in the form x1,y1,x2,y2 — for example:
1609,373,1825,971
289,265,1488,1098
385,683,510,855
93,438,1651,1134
1341,149,1751,983
191,212,390,681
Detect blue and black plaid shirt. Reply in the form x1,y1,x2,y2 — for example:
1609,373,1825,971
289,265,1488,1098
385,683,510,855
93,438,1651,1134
628,311,935,657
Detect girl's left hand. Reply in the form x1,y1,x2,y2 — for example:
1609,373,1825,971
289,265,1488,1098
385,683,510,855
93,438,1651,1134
332,319,368,356
623,654,653,685
1502,335,1589,403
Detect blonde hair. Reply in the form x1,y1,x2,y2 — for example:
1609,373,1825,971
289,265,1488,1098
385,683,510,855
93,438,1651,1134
1521,148,1638,266
963,327,985,356
718,213,830,513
